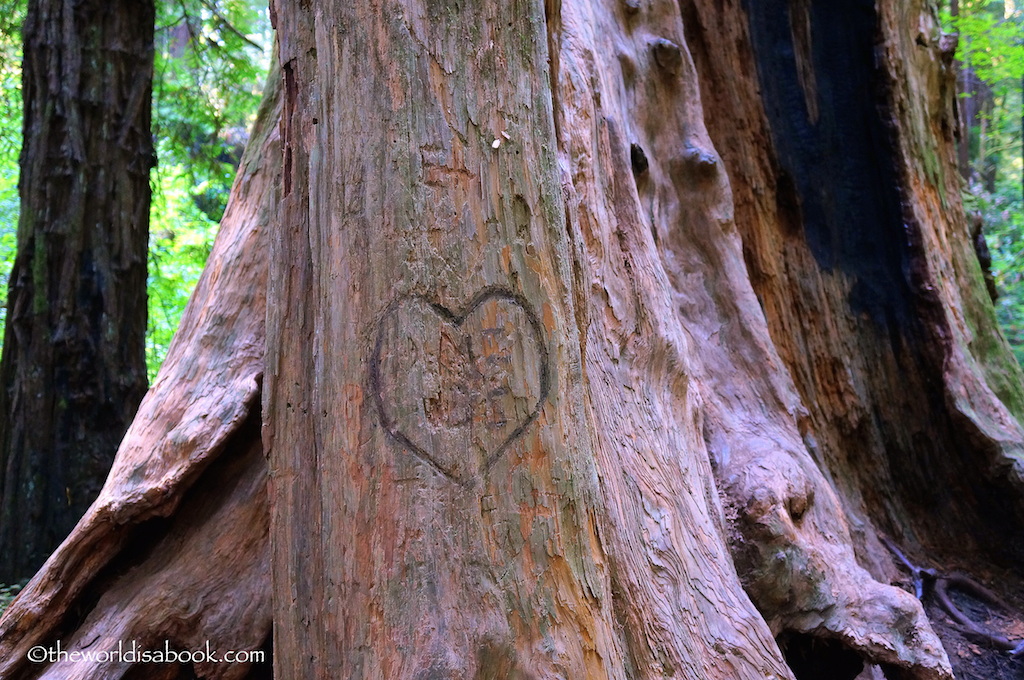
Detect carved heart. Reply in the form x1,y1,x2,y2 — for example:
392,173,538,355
370,288,549,485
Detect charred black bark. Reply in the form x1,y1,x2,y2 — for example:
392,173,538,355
738,0,1024,561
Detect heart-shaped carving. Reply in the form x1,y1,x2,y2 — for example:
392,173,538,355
370,287,549,485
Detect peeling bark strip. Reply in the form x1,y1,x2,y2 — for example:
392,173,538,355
0,0,155,583
370,287,550,485
0,59,282,680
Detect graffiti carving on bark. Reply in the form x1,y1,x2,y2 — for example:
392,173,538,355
371,287,550,485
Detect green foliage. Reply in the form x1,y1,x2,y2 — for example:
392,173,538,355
0,167,15,346
968,181,1024,365
0,580,24,615
147,1,271,378
153,0,270,224
147,170,221,378
0,1,25,350
946,2,1024,83
943,2,1024,363
0,1,22,156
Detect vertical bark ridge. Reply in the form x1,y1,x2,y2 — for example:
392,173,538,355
555,0,950,677
551,0,796,676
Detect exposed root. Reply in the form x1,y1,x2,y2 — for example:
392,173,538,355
881,537,1023,657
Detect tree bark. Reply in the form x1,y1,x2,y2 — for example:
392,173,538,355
0,0,155,582
684,0,1024,559
0,53,281,680
267,0,794,676
2,1,1024,679
682,0,1024,675
261,0,1003,678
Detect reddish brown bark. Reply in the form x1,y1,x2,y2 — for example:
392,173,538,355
3,2,1023,679
683,0,1024,565
683,0,1024,676
260,0,977,678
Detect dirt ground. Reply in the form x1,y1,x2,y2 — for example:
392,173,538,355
910,559,1024,680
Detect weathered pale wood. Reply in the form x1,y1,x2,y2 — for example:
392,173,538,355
264,0,1016,677
267,0,796,678
0,58,281,680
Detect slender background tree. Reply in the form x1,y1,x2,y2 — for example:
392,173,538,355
0,0,156,583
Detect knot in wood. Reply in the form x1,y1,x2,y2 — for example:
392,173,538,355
652,38,684,76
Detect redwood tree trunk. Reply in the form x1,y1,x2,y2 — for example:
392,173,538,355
0,0,155,582
0,54,281,680
2,1,1023,679
268,0,788,675
262,0,969,678
265,0,1024,676
681,2,1024,676
684,0,1024,564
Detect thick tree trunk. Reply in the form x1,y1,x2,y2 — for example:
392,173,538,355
0,0,155,582
2,2,1023,679
261,0,994,678
682,1,1024,676
268,0,792,676
0,55,281,680
684,0,1024,562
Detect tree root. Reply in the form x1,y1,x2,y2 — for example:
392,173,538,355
881,537,1024,658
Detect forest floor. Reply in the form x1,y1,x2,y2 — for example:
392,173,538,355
913,558,1024,680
